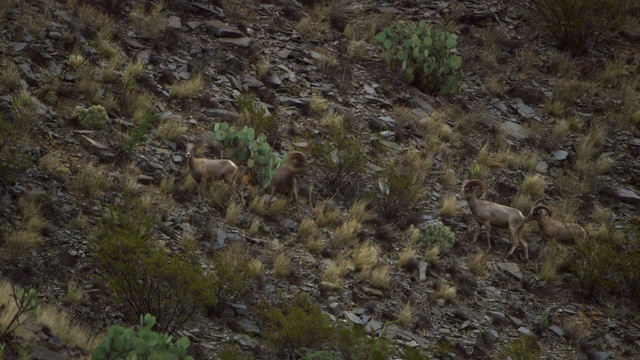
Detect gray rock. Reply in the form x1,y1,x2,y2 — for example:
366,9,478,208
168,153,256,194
535,161,548,173
123,38,145,49
344,311,366,325
232,303,248,315
418,261,428,281
19,64,38,86
204,109,239,120
220,37,252,47
378,139,403,152
497,262,522,280
328,302,342,315
365,319,384,333
517,327,532,335
232,319,260,335
501,121,529,140
614,187,640,205
515,98,536,118
13,42,30,54
172,154,184,163
487,311,509,325
280,218,298,232
584,349,610,360
548,325,564,336
552,149,568,161
262,70,282,88
234,334,258,350
167,15,181,29
205,20,244,38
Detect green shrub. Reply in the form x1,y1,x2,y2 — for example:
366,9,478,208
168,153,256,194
373,149,430,221
375,21,462,94
260,293,334,358
301,323,394,360
535,0,626,55
75,104,109,130
92,313,194,360
218,344,254,360
123,106,158,153
93,206,217,333
236,96,277,136
571,238,621,302
310,130,367,199
493,334,540,360
417,222,455,250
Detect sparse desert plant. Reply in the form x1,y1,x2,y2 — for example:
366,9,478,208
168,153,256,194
75,104,109,130
494,334,541,360
348,199,374,223
169,73,204,99
347,40,368,59
563,316,588,346
1,229,42,265
247,259,264,278
36,307,98,351
295,16,330,41
64,281,84,306
322,257,351,288
157,118,187,142
298,218,318,241
467,252,488,277
71,163,113,196
248,218,260,236
39,152,70,182
353,243,380,271
520,174,547,198
315,201,340,227
370,265,391,289
0,61,21,93
130,1,168,38
249,195,267,216
539,244,569,282
321,110,344,131
397,246,416,270
439,194,461,217
417,222,455,251
425,245,440,263
511,193,534,214
398,302,414,328
160,175,175,194
269,198,289,219
308,94,329,116
312,46,338,74
331,219,362,247
273,251,291,278
208,243,260,315
436,281,456,301
225,201,242,226
307,238,325,254
373,149,430,221
235,96,277,136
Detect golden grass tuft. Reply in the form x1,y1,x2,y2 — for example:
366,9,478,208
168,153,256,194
224,201,242,226
308,94,329,116
397,302,414,328
36,306,98,351
249,195,267,216
130,1,168,38
331,219,362,247
307,237,325,254
248,218,260,236
269,198,289,218
321,110,344,131
0,61,21,93
347,40,368,60
397,246,416,270
315,201,340,227
467,252,489,277
436,281,457,301
65,281,84,306
169,73,204,99
207,181,233,210
160,175,175,194
440,165,458,190
348,199,374,223
322,257,352,288
71,163,113,196
425,245,440,263
353,243,380,271
273,251,291,278
156,118,188,142
247,259,264,278
298,218,318,242
1,229,42,264
370,265,391,289
499,148,539,172
312,46,338,74
439,194,461,217
295,16,329,40
520,174,547,198
511,193,533,214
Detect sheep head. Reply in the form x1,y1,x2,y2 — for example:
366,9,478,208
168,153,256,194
461,179,487,200
285,151,309,174
526,204,552,221
186,143,196,159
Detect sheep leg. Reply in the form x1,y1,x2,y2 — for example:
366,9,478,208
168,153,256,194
506,227,527,259
484,222,492,251
292,177,300,218
197,180,203,203
471,222,481,243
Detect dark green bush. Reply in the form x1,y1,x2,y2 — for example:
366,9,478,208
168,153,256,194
93,206,217,333
416,222,455,250
373,149,430,221
310,130,367,199
260,293,334,358
375,21,463,94
493,334,540,360
92,313,194,360
301,323,394,360
571,239,620,302
535,0,626,55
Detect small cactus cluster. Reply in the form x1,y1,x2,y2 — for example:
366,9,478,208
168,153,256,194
75,105,109,130
417,221,455,250
213,122,281,188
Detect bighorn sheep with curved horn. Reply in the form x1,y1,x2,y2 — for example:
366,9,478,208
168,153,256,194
269,151,309,217
185,143,243,205
461,180,529,259
526,200,587,249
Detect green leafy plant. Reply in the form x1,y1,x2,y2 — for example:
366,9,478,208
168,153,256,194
417,222,455,250
535,0,626,55
93,205,217,333
373,149,430,221
75,104,109,130
301,322,395,360
0,284,41,358
212,122,282,188
236,96,277,136
123,106,158,153
493,334,540,360
375,21,463,94
92,313,194,360
260,293,334,358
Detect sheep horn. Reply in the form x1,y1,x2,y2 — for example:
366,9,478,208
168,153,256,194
533,198,546,206
532,205,552,217
462,179,487,199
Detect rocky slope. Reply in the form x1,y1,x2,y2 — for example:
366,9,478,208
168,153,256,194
1,0,640,359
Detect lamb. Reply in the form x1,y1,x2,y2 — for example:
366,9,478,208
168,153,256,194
461,179,529,259
185,143,243,205
269,151,309,217
525,201,587,248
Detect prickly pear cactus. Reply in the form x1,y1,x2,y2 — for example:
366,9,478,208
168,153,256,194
418,221,455,250
75,105,109,130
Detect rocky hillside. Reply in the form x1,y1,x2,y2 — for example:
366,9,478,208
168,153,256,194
1,0,640,359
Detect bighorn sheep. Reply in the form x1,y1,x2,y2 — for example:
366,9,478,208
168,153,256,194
185,143,243,205
526,201,587,248
461,180,529,259
270,151,309,217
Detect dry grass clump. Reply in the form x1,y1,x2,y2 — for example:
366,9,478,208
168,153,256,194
156,118,187,142
467,252,489,277
269,198,289,219
397,246,417,270
332,219,362,247
160,175,175,194
520,174,547,198
71,163,113,196
498,148,538,172
38,152,70,182
295,16,330,40
511,193,534,214
65,281,84,306
1,229,42,265
425,245,440,263
130,1,168,38
539,245,568,282
18,197,47,235
169,73,204,99
563,316,589,346
36,306,98,350
248,218,260,236
551,78,598,111
224,201,242,226
440,165,458,190
315,201,340,227
343,12,394,42
298,218,318,242
321,111,344,131
435,281,457,301
397,302,414,328
476,143,503,169
249,195,267,216
370,265,391,289
273,251,291,278
0,61,21,93
439,194,461,217
207,181,233,210
348,199,374,223
574,126,613,182
322,256,352,289
353,243,379,271
420,114,456,154
312,46,338,74
76,4,115,35
247,259,264,278
308,94,329,116
347,40,368,60
307,237,325,254
94,33,121,60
